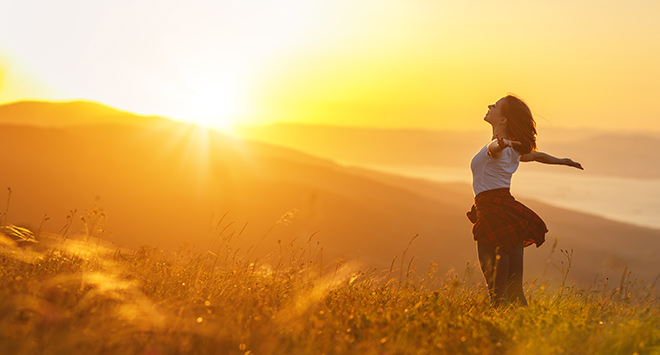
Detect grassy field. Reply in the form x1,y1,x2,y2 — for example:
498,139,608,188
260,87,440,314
0,226,659,355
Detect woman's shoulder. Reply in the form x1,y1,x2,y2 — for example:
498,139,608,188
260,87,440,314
500,146,521,164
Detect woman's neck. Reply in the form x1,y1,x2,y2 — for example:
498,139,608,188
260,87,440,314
491,125,508,140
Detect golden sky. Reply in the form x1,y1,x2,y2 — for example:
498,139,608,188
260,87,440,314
1,0,659,131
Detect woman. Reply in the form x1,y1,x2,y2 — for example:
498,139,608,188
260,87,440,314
467,94,583,306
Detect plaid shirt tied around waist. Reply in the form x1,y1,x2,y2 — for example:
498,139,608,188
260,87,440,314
466,188,547,254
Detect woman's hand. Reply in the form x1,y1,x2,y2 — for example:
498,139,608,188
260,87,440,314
488,133,521,157
495,133,522,149
563,158,583,170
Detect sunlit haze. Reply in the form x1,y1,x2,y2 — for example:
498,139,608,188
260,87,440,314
2,3,660,349
1,0,659,131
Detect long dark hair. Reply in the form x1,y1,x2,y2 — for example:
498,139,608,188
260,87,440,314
501,95,537,154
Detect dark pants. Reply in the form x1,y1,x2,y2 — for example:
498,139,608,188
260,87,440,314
477,241,528,306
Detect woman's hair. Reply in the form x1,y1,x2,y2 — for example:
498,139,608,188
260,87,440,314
501,95,537,154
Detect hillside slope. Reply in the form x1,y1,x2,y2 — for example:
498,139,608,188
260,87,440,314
1,101,658,286
0,100,162,127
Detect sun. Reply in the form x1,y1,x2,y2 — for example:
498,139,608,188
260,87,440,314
149,61,252,132
182,89,244,131
167,82,246,131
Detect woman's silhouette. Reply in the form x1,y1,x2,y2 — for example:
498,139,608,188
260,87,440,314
467,94,583,306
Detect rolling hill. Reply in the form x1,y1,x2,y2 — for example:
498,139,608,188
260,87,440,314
0,100,162,127
1,101,658,287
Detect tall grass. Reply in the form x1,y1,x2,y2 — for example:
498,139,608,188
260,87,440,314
0,224,659,354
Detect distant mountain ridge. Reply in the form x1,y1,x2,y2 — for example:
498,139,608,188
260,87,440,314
237,122,660,179
0,100,162,127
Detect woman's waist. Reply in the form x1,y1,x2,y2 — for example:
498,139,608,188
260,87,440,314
474,188,515,205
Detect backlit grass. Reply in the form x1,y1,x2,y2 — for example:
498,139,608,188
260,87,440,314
0,227,659,354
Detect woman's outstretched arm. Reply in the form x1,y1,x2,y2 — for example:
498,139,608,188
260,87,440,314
520,151,583,170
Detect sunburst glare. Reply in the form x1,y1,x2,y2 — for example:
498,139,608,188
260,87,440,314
143,67,249,133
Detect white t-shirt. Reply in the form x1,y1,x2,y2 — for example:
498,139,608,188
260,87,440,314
470,140,520,196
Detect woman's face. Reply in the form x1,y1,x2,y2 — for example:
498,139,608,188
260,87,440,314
484,97,506,126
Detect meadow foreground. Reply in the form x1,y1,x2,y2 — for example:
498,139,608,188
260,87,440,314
1,229,659,355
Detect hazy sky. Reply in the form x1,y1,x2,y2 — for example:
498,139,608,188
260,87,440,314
1,0,659,131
